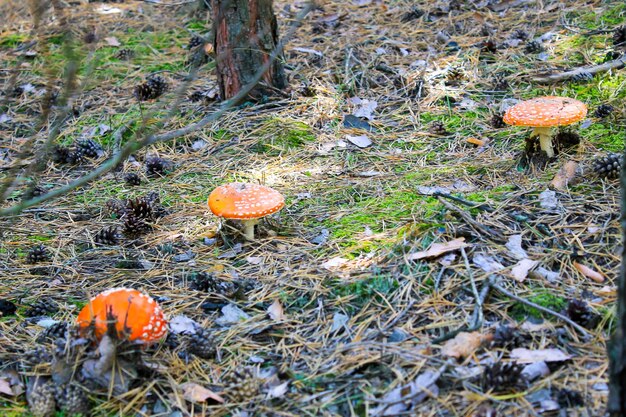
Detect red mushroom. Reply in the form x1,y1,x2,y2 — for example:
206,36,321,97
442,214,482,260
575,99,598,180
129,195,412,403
503,96,587,158
76,288,167,344
208,183,285,240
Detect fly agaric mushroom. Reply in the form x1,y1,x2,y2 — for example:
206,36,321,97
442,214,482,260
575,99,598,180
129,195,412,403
208,183,285,241
503,96,587,158
77,288,167,344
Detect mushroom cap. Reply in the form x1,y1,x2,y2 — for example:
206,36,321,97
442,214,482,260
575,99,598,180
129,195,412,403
208,183,285,220
503,96,587,127
76,288,167,344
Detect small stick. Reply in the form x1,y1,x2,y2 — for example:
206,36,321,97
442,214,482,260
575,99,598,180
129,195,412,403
432,191,494,212
533,56,626,84
489,277,591,339
437,197,504,241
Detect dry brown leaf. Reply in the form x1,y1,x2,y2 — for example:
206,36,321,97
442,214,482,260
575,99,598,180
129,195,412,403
550,161,581,190
573,261,605,283
267,299,285,321
180,382,225,404
510,348,571,363
0,378,13,396
407,238,467,261
441,331,490,359
466,137,485,146
510,259,538,282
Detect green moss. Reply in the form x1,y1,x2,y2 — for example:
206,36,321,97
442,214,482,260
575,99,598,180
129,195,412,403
0,33,28,48
329,274,399,312
510,291,567,321
252,118,316,155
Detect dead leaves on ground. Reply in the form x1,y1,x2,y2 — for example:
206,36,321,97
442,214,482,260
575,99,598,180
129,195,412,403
441,332,492,360
407,238,467,260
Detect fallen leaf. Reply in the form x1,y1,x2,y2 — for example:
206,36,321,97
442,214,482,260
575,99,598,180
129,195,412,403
321,257,348,270
266,381,289,399
169,315,199,335
348,97,378,120
441,332,490,359
215,304,250,326
522,361,550,382
0,378,13,396
267,300,285,321
180,382,225,404
510,259,538,282
104,36,121,46
346,134,372,148
550,161,581,190
473,253,505,273
510,348,571,363
331,312,349,331
505,234,528,260
370,371,441,416
573,261,605,283
246,256,263,265
538,189,560,210
408,238,467,261
466,137,485,146
528,266,559,283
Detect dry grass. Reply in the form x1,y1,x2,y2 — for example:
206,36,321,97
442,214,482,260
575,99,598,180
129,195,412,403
1,0,625,416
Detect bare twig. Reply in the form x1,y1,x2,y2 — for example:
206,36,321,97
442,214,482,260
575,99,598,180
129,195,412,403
437,197,505,241
490,277,591,339
533,56,626,84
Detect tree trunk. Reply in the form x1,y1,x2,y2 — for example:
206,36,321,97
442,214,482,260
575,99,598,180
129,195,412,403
211,0,286,101
608,147,626,416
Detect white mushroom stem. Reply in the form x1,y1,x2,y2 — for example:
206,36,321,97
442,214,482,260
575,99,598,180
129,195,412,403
530,126,555,158
241,219,260,240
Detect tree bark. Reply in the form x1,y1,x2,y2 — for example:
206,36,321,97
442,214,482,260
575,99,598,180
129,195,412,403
211,0,286,101
608,146,626,416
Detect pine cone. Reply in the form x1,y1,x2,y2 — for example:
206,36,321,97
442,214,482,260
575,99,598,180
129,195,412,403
480,362,526,393
614,25,626,47
490,113,505,128
592,152,622,180
481,39,497,54
123,173,141,186
134,75,168,101
25,299,58,317
115,48,134,60
525,40,543,53
94,226,121,246
123,214,151,236
27,244,49,264
188,35,206,50
511,29,529,41
224,367,260,402
566,299,599,329
55,384,90,417
37,321,69,343
126,197,153,220
22,347,53,367
27,380,57,417
594,104,614,118
105,198,127,218
76,139,103,158
490,325,526,350
445,67,464,85
67,148,86,165
428,121,448,136
51,145,73,164
400,7,424,23
145,155,171,177
189,272,237,296
0,299,17,316
187,327,216,359
492,74,509,91
556,388,584,408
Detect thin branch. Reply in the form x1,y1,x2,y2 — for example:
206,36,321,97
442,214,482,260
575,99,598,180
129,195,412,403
437,197,505,242
0,2,315,218
533,55,626,84
490,277,591,339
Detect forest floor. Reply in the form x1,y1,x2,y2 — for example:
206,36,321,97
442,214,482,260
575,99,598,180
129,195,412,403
1,0,625,416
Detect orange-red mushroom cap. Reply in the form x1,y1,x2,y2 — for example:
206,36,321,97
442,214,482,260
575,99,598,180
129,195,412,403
77,288,167,344
503,96,587,127
208,183,285,220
